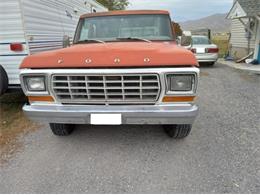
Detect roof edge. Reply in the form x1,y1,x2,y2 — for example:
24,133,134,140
80,10,170,19
226,1,247,19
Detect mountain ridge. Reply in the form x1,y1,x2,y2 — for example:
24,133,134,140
180,13,231,33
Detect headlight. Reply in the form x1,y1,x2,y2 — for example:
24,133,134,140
166,74,195,92
24,76,46,91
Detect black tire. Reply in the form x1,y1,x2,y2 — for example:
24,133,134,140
208,62,215,66
0,65,8,96
163,124,192,139
49,123,75,136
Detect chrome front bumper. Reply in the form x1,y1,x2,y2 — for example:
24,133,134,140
23,104,199,125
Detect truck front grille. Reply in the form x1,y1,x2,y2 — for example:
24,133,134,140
51,74,161,104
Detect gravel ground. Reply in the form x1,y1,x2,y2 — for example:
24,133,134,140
0,63,259,193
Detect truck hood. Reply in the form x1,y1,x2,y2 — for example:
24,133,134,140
20,42,198,69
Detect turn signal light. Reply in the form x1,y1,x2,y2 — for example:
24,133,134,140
10,43,23,52
28,96,54,102
162,96,196,102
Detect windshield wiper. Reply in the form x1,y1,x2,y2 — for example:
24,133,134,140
116,37,151,43
75,39,106,44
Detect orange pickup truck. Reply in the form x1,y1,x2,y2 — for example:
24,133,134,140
20,10,199,139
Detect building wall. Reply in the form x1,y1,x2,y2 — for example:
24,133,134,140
230,18,256,59
230,46,254,59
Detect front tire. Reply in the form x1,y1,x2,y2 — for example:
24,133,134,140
0,65,8,96
49,123,75,136
163,124,192,139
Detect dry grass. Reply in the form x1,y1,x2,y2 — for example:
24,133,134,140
0,93,39,165
212,34,230,58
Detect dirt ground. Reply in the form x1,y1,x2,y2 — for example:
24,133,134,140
0,92,38,165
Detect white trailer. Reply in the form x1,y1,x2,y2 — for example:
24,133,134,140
0,0,107,95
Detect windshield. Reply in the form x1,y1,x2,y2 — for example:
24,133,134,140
192,36,211,45
74,14,174,43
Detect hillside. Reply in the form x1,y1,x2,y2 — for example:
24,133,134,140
180,13,231,33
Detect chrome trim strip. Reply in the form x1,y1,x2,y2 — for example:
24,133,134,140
20,73,49,96
165,72,198,95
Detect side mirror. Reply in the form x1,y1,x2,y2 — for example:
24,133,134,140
176,36,181,45
181,31,192,48
63,35,71,48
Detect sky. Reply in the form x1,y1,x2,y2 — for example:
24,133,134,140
127,0,233,22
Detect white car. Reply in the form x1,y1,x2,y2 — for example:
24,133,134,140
191,35,219,66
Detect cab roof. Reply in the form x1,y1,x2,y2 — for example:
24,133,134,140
80,10,170,19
